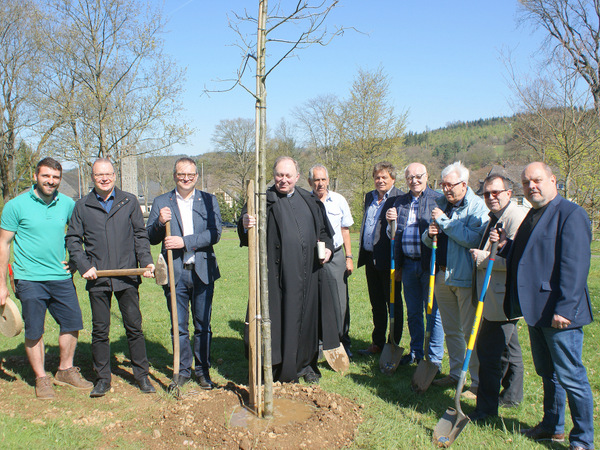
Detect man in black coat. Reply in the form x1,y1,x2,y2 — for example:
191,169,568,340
66,158,155,397
357,161,404,356
239,156,333,383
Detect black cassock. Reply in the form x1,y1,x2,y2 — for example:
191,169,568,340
239,186,333,382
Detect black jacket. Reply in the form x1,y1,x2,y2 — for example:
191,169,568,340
357,185,403,270
66,187,154,292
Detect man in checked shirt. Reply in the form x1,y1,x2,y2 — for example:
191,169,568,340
385,163,445,368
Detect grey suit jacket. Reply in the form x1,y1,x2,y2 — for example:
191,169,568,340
147,189,222,285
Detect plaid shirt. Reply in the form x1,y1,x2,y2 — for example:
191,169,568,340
401,196,421,258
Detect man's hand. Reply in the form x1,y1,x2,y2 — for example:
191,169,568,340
552,314,571,329
386,208,397,223
158,207,172,225
143,264,155,278
83,267,98,280
164,236,185,250
320,248,332,265
345,257,354,275
431,207,445,222
428,221,440,236
489,227,507,249
0,284,8,306
469,248,482,262
243,213,256,229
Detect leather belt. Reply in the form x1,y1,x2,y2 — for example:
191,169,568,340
334,246,343,253
405,255,421,261
183,263,195,270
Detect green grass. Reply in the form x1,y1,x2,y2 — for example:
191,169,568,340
0,228,598,448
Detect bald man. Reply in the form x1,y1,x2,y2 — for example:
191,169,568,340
385,163,444,368
493,162,594,449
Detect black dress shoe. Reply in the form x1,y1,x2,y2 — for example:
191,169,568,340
468,410,497,423
303,372,320,384
196,374,215,390
90,380,111,398
137,376,156,394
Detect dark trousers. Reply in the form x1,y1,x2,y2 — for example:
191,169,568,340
164,267,214,378
89,287,150,382
476,318,524,415
364,254,402,348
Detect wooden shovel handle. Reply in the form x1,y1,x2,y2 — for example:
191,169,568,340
95,268,148,277
166,221,180,378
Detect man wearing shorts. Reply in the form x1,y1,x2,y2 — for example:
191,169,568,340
0,157,92,399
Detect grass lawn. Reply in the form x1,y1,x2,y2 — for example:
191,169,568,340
0,228,598,448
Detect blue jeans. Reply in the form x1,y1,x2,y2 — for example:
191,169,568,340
528,325,594,449
401,259,444,363
164,268,214,378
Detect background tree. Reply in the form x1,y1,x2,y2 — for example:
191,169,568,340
211,118,255,203
293,94,345,189
339,67,408,208
519,0,600,119
0,0,66,202
45,0,190,173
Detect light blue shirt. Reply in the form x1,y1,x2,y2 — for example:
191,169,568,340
320,190,354,249
363,190,390,252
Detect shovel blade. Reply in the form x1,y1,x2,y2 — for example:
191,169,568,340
411,359,439,393
432,407,470,448
155,254,168,285
323,344,350,374
379,343,404,374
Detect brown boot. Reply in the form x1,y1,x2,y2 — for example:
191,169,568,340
35,375,56,400
54,367,93,390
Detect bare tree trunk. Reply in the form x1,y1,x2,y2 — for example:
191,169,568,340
256,0,273,420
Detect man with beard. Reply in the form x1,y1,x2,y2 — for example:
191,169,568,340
239,156,333,383
0,157,93,399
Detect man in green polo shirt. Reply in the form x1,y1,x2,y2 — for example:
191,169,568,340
0,157,92,399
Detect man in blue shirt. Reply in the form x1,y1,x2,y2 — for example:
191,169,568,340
0,157,92,399
357,162,403,356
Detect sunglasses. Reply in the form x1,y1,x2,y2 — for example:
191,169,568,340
483,189,508,199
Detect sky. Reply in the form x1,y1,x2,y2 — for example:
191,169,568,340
158,0,546,155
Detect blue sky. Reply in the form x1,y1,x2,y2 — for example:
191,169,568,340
160,1,546,155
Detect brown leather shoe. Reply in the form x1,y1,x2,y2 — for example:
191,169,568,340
357,344,382,356
521,423,565,442
35,375,55,400
54,367,93,390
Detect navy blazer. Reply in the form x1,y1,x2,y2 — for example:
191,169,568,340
147,189,222,286
390,187,444,273
503,195,593,328
357,185,403,270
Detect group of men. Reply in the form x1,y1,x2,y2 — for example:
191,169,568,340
0,156,221,399
357,159,593,450
0,154,594,449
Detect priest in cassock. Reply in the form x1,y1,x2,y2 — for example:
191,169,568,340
238,156,334,383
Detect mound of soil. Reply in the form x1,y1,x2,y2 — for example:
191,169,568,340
0,355,362,449
136,381,363,449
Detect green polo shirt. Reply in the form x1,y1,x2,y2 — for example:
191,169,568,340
1,186,75,281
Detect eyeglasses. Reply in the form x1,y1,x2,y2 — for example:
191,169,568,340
176,173,198,180
93,172,115,179
439,181,464,190
483,189,508,199
406,173,427,182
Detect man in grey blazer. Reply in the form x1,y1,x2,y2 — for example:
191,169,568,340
147,157,222,390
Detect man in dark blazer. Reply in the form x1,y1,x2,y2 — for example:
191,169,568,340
494,162,594,450
357,161,404,356
147,157,222,390
67,158,156,397
384,163,444,367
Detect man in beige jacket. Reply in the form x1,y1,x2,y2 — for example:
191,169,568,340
468,174,528,420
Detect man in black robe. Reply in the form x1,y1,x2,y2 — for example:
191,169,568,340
238,156,333,383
